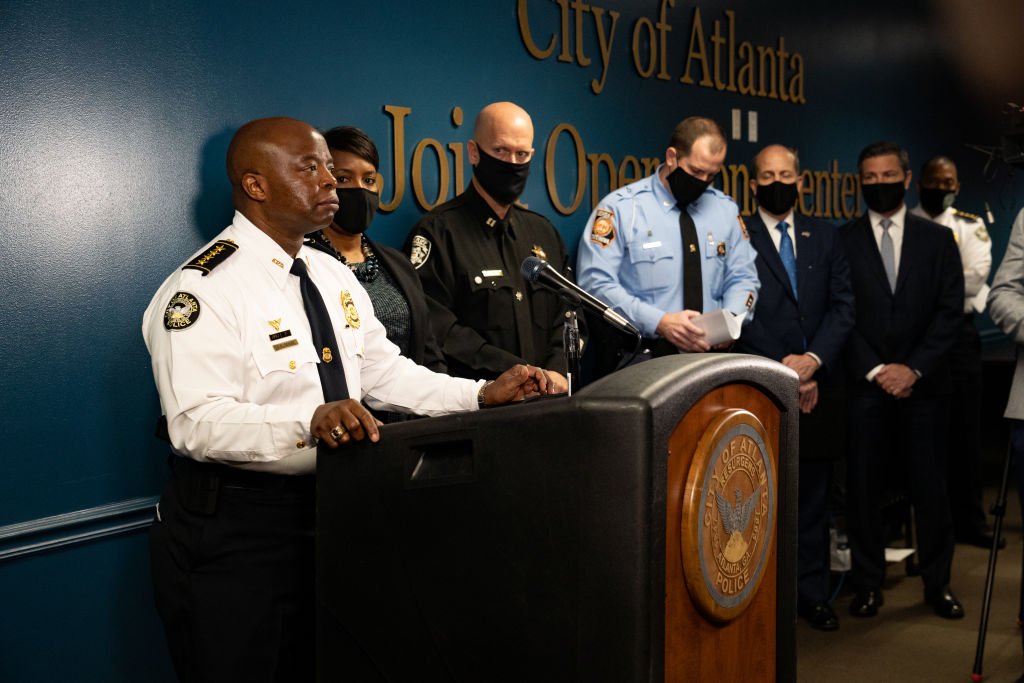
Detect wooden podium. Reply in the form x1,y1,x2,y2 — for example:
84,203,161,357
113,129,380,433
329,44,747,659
317,354,798,682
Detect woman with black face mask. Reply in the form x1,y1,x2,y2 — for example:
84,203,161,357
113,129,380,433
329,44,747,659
305,127,447,422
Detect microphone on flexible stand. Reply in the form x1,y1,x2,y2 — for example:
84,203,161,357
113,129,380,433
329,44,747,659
519,256,640,337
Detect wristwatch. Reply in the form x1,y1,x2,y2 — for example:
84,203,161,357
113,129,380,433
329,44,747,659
477,380,494,408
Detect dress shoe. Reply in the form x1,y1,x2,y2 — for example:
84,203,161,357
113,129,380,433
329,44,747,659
848,589,883,617
798,600,839,631
926,585,965,619
957,528,1006,550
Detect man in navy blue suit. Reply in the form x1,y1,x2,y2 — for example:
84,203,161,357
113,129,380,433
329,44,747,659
735,144,855,630
841,141,965,620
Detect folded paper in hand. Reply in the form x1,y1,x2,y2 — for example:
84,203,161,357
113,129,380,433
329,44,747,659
692,309,745,345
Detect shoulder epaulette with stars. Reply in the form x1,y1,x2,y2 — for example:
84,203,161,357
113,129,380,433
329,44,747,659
954,209,982,222
182,239,238,275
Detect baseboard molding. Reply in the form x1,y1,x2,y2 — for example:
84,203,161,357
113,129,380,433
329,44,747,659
0,496,158,562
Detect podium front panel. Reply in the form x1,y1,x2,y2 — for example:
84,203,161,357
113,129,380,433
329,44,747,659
317,354,798,682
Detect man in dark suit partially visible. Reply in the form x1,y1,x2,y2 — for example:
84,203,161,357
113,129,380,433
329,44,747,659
841,141,965,620
735,144,855,630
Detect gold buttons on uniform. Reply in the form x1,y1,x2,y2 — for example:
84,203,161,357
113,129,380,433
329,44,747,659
515,291,523,301
296,440,306,449
288,360,296,370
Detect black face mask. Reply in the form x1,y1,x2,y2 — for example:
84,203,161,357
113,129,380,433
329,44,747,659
918,187,956,217
667,166,711,207
473,146,530,205
333,187,379,235
862,181,906,214
755,181,799,216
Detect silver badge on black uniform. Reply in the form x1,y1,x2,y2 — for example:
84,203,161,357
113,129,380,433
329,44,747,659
410,235,431,269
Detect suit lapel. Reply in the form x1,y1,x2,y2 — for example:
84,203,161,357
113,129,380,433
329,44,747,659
793,215,816,302
894,216,915,296
749,214,797,302
852,215,893,298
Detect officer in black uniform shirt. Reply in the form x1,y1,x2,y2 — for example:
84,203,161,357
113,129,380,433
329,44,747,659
405,101,575,391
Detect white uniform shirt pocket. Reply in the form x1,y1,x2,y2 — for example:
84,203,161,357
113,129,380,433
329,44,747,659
337,326,365,359
251,337,320,378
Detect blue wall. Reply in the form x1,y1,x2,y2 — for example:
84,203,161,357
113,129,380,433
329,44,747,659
2,1,1022,679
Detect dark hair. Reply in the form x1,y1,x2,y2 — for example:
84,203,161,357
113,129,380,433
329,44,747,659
920,155,956,178
751,145,801,176
669,116,726,156
857,140,909,174
321,126,380,170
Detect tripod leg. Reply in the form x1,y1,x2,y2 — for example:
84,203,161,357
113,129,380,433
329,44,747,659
971,438,1013,681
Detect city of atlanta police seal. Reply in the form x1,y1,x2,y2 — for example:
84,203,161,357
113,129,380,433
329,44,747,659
681,409,776,623
164,291,200,330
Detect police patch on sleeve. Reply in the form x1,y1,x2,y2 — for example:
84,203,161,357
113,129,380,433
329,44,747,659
590,208,616,247
164,291,200,330
409,235,431,269
737,215,750,240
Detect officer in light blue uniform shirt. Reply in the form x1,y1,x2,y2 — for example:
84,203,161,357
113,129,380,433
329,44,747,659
577,116,759,370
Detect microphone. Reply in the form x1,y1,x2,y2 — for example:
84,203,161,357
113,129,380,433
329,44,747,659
520,256,640,337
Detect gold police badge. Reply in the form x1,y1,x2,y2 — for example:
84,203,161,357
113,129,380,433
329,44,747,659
682,409,776,623
340,290,360,329
164,291,200,330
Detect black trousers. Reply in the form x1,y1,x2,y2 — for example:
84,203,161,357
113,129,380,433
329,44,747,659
798,459,833,603
150,459,316,683
796,392,845,604
846,386,954,593
947,317,987,536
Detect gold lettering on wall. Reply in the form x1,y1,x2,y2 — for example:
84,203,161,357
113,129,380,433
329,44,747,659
517,0,556,59
379,104,855,220
411,138,449,211
545,123,586,215
618,155,642,186
379,105,411,212
518,1,807,104
590,6,621,94
680,7,713,87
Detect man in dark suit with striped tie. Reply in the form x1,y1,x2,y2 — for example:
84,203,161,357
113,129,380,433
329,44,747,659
735,144,855,630
840,141,965,620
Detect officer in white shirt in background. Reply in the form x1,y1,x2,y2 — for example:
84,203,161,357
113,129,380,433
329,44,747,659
910,155,996,549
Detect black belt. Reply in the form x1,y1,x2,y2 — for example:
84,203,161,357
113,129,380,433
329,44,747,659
171,455,314,498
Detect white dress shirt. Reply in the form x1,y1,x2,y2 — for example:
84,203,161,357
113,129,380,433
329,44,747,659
757,208,798,258
867,204,906,275
143,211,481,474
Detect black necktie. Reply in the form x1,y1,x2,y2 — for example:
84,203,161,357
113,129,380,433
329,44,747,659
290,258,349,402
679,208,703,312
